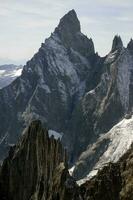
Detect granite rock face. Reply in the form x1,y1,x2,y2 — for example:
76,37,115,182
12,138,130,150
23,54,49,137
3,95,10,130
0,120,80,200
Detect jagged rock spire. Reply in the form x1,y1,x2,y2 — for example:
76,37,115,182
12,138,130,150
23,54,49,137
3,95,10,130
127,38,133,52
111,35,123,52
0,120,71,200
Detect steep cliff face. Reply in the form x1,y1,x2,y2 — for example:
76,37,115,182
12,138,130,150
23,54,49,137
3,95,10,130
79,144,133,200
0,120,79,200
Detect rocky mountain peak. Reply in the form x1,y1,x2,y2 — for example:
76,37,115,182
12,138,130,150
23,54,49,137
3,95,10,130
55,9,81,35
54,10,95,56
127,38,133,52
111,35,123,52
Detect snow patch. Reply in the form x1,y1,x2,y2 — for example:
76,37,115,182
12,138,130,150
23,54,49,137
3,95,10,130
77,170,98,186
40,83,51,94
96,116,133,165
48,130,63,140
69,166,75,176
77,115,133,185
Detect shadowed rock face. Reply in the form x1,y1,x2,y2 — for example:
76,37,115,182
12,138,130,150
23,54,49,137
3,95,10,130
0,120,79,200
111,35,123,52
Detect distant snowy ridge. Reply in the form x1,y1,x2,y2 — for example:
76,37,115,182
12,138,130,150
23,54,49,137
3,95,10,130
0,64,23,89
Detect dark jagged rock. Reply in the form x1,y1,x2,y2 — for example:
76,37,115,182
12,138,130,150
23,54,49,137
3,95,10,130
80,144,133,200
111,35,123,52
55,9,81,35
55,9,95,57
0,120,80,200
127,38,133,53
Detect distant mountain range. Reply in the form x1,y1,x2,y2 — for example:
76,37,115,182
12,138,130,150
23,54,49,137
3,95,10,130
0,64,23,89
0,10,133,199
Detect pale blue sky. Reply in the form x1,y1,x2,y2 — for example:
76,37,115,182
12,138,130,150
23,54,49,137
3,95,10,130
0,0,133,65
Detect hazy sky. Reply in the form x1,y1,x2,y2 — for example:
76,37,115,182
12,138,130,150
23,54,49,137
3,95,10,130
0,0,133,65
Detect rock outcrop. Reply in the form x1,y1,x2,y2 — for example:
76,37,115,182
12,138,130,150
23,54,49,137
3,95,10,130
0,120,79,200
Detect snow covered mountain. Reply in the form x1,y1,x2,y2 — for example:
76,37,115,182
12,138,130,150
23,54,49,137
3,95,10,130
0,64,23,89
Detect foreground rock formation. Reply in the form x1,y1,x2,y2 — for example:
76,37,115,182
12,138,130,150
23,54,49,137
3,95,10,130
0,121,79,200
